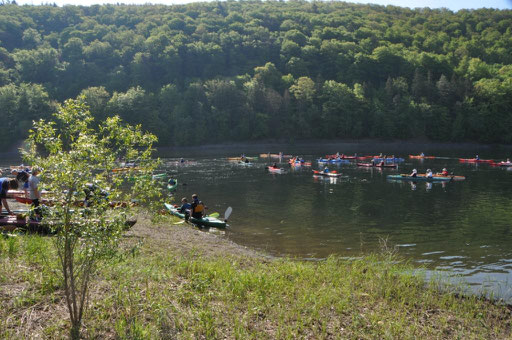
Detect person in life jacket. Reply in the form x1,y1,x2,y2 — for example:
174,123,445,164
191,194,205,219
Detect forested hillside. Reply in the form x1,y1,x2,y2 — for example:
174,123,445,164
0,1,511,147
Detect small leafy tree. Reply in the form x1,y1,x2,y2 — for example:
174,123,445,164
22,98,161,339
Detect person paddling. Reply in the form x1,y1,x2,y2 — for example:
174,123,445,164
426,169,433,178
410,169,418,178
0,178,18,215
441,168,449,176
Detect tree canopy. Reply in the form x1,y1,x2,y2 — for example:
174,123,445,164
0,2,511,146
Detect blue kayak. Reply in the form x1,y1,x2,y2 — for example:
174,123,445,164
317,158,351,164
372,158,404,163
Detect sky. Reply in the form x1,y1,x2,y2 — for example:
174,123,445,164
13,0,512,12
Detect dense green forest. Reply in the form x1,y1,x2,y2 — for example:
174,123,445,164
0,1,511,147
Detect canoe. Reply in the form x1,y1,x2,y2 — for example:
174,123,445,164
356,163,397,168
312,170,343,177
459,158,494,163
164,203,227,228
387,174,453,182
167,179,178,191
317,158,351,164
267,166,286,174
0,215,50,233
409,155,436,159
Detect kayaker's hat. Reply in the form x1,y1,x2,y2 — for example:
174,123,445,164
427,169,431,172
443,168,447,171
412,169,417,173
10,169,18,175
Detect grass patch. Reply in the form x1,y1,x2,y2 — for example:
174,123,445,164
0,219,511,339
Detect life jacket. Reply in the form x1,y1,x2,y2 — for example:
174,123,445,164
193,201,204,214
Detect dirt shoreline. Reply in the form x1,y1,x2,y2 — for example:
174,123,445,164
129,212,268,260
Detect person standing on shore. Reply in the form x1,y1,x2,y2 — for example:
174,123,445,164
28,167,42,218
0,178,18,215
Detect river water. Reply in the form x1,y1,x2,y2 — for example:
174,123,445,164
159,142,512,301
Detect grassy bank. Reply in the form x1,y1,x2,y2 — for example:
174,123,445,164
1,215,511,339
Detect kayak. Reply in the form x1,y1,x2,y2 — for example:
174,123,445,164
387,174,453,182
492,161,512,167
228,157,258,161
317,158,351,164
167,179,178,191
312,170,343,177
267,166,286,174
164,203,227,228
290,162,312,167
259,153,292,158
459,158,494,163
356,163,397,168
371,157,404,163
325,154,357,160
0,215,49,233
237,162,253,166
409,155,436,159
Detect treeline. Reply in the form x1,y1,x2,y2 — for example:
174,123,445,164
0,2,511,146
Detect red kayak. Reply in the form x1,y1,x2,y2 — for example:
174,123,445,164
312,170,343,177
325,154,357,160
459,158,494,163
267,166,286,174
356,163,397,168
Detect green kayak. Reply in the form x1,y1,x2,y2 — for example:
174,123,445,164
167,179,178,191
387,174,452,182
164,203,227,228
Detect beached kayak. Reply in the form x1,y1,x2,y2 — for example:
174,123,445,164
459,158,494,163
164,203,227,228
267,166,286,174
387,174,454,182
312,170,343,177
356,163,397,168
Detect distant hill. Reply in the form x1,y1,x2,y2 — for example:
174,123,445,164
0,2,510,146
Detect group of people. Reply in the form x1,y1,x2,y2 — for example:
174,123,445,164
410,168,449,178
178,194,206,220
0,166,41,216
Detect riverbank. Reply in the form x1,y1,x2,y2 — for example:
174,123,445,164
1,214,511,338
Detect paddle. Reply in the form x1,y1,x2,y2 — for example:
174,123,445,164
173,220,185,225
224,207,233,221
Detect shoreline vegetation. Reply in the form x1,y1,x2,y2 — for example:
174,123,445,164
1,212,511,338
